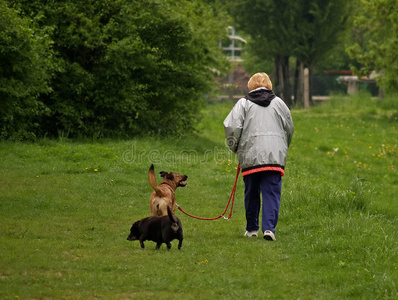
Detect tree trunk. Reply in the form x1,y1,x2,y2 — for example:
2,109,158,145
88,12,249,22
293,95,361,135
295,60,304,106
308,63,314,105
275,56,284,98
304,67,310,109
275,54,292,107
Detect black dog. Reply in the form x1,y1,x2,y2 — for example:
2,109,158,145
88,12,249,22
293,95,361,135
127,206,183,250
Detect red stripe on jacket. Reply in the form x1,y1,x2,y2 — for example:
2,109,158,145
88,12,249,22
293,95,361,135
242,166,285,177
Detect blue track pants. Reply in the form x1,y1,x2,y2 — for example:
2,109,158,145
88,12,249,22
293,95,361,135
243,171,282,233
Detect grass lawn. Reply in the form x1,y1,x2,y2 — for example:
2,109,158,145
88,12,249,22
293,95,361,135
0,93,397,299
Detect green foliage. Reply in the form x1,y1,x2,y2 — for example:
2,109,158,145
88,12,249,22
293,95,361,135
293,0,355,65
1,0,230,139
227,0,355,104
240,35,274,76
229,0,355,64
0,0,54,140
347,0,398,94
0,96,397,299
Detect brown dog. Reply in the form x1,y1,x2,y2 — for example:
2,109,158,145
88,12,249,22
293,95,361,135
149,164,188,216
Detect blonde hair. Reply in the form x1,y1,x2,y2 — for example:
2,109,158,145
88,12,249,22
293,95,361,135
248,72,273,91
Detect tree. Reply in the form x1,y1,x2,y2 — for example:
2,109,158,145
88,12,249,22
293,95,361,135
228,0,296,105
0,0,54,140
227,0,354,106
291,0,354,104
347,0,398,95
4,0,230,139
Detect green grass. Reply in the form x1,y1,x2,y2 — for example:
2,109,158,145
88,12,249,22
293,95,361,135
0,93,397,299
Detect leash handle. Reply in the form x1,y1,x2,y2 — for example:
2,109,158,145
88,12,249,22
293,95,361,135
176,164,241,221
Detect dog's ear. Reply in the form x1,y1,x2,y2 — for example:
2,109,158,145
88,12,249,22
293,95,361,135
160,171,174,180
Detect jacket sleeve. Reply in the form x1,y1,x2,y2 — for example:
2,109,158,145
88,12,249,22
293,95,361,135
285,113,294,147
278,100,294,147
223,99,246,153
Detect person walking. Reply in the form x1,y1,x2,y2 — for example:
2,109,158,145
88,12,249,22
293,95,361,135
223,72,294,241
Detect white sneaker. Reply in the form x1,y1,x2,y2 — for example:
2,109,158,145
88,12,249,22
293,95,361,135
244,231,258,237
263,230,276,241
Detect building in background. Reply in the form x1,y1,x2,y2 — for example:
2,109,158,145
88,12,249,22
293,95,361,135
216,27,249,100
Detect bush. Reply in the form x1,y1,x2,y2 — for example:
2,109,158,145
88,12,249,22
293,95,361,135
3,0,230,139
0,1,54,140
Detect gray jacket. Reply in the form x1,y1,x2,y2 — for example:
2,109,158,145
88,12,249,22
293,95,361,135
223,88,294,175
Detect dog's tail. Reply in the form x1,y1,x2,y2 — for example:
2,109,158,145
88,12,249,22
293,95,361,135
149,164,162,196
167,206,179,232
167,206,175,222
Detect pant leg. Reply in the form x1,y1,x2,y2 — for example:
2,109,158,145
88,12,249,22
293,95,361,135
243,173,261,232
259,171,282,233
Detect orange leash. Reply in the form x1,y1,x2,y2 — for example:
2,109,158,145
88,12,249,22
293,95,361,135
176,164,241,220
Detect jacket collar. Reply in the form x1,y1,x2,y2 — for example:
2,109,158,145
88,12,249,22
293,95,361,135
244,87,276,107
